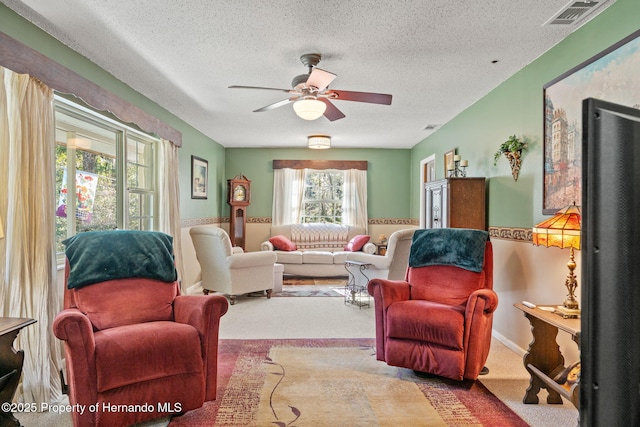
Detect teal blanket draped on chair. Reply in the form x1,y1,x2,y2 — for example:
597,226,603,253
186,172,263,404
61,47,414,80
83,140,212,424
63,230,177,289
409,228,489,273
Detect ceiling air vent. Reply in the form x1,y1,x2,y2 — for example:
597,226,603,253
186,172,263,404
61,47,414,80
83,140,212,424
543,1,613,26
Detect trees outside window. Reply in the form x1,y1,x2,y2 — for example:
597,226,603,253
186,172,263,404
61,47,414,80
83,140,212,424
301,171,344,223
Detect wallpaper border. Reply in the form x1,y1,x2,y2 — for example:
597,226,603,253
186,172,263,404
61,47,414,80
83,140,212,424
488,226,532,242
181,217,419,226
179,219,532,243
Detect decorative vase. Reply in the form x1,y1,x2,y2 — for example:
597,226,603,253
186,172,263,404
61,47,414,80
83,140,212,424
504,150,522,181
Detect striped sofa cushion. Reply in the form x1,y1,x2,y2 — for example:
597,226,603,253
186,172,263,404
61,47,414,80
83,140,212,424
291,223,350,250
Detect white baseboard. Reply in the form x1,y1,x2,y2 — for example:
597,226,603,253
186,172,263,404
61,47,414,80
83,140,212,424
492,329,527,358
186,281,203,295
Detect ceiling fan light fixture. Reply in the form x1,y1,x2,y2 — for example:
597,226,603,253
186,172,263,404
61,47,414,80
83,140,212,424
308,135,331,149
293,98,326,120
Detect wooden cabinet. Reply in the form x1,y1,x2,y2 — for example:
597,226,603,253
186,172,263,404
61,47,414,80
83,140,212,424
1,317,36,426
424,178,486,230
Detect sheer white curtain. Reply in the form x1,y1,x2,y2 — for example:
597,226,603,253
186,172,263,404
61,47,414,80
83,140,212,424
343,169,368,230
157,138,184,290
0,67,63,406
272,168,305,225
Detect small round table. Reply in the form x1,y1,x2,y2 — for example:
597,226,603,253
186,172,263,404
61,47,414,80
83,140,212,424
343,260,372,309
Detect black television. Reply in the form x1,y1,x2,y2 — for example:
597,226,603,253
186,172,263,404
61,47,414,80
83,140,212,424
581,98,640,426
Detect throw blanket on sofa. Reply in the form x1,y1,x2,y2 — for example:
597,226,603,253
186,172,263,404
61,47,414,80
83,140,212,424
63,230,177,289
291,223,350,250
409,228,489,273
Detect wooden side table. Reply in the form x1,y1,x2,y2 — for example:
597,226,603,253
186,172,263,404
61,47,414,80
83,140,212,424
514,303,580,409
375,243,387,256
0,317,37,427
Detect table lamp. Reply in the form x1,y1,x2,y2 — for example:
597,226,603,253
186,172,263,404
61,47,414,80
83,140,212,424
532,202,581,317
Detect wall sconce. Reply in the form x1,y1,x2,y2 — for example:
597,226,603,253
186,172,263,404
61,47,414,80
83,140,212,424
293,98,326,120
308,135,331,149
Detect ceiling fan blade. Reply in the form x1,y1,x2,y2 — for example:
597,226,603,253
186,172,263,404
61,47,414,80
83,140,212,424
253,97,298,112
326,89,392,105
229,85,295,93
306,68,336,91
319,98,346,121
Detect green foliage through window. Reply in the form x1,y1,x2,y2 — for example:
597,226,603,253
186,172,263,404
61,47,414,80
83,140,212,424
301,171,344,223
54,97,157,257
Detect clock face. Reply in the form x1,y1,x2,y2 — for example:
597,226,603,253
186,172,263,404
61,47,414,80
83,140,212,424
233,184,246,201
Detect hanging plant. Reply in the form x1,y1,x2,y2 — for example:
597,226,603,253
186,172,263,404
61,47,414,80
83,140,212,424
494,135,527,181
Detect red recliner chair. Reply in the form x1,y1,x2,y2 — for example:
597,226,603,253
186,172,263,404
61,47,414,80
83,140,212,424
53,230,229,427
368,228,497,381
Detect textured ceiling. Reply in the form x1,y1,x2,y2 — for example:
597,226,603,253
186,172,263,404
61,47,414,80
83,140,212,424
1,0,614,149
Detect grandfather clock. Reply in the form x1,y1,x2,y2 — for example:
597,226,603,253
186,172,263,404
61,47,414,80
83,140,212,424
227,175,251,250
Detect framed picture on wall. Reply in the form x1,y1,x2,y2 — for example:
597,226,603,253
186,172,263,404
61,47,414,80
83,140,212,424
542,29,640,214
191,155,208,199
444,149,456,175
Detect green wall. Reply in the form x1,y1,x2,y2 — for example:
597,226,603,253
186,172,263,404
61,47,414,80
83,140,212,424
410,0,639,227
4,0,638,224
0,3,226,220
225,148,412,219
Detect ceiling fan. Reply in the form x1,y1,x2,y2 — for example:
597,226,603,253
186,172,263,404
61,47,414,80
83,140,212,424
229,53,392,121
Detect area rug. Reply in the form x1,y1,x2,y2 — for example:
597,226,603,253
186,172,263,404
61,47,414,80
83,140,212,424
169,339,528,427
266,276,348,297
272,284,346,298
282,276,348,286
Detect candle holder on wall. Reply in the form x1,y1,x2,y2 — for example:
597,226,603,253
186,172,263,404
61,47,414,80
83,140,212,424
447,155,468,177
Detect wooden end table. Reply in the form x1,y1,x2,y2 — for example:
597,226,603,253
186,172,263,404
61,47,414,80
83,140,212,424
1,317,37,427
514,303,580,409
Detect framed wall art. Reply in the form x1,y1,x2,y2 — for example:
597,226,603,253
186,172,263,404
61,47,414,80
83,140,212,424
444,149,456,175
543,29,640,214
191,155,208,199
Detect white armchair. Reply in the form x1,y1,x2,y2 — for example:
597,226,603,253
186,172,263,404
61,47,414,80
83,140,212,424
344,229,417,285
190,226,278,305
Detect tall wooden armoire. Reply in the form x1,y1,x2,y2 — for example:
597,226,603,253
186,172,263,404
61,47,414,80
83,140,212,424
424,177,486,230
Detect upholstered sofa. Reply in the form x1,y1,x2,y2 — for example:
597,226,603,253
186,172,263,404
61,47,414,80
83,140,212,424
260,223,375,277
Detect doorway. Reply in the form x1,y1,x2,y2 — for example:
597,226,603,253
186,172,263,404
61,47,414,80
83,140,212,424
419,154,436,228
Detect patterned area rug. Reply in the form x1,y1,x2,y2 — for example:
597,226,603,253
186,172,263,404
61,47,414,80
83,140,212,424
273,285,346,297
282,276,348,286
270,276,348,297
169,339,528,427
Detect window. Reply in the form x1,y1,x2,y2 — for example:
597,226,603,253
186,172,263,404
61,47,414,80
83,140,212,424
54,97,158,257
301,170,344,223
272,161,367,228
